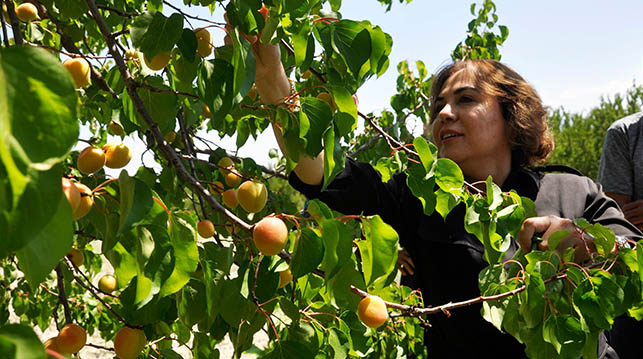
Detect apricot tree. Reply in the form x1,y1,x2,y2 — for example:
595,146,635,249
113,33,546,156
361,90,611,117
0,1,641,359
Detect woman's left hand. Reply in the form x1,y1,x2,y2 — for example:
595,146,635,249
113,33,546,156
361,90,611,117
518,215,592,263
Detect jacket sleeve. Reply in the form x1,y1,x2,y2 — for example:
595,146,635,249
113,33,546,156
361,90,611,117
288,157,421,248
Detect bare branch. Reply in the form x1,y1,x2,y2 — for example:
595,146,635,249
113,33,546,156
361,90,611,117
3,0,24,45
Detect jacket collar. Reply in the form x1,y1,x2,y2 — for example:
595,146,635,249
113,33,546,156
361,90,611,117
501,167,542,201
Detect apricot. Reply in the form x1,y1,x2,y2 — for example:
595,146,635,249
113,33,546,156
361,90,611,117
103,142,132,169
114,327,147,359
225,220,240,235
247,85,257,100
15,3,38,22
98,274,118,293
201,103,212,119
357,295,388,329
222,189,238,209
67,248,84,267
57,323,86,354
278,269,292,288
63,58,91,88
252,216,288,256
301,70,312,80
77,146,106,174
109,120,125,136
237,180,267,213
194,27,212,58
217,157,234,176
224,171,241,188
73,183,93,220
62,178,81,213
317,92,337,112
197,219,215,238
164,130,176,143
144,51,170,71
44,337,61,353
209,181,224,194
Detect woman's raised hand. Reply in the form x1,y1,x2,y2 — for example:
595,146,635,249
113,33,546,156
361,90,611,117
518,215,593,263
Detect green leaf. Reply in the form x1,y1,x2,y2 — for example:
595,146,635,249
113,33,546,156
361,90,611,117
573,271,624,331
485,176,503,210
319,220,353,278
333,20,372,79
159,211,199,297
406,162,436,216
118,171,154,236
0,324,47,359
357,215,399,290
413,137,435,173
130,12,184,59
0,46,77,171
543,315,585,359
301,97,334,157
176,28,197,63
435,188,460,219
15,194,73,287
329,86,357,122
178,279,207,327
292,21,313,68
322,126,345,191
290,227,324,277
135,83,178,134
434,158,464,194
198,59,234,124
264,340,315,359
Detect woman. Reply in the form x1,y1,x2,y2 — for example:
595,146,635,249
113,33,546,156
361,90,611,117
250,35,641,357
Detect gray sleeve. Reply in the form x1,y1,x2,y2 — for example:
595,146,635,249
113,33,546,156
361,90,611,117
597,125,632,196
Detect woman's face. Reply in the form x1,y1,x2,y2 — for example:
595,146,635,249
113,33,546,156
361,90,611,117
430,67,512,181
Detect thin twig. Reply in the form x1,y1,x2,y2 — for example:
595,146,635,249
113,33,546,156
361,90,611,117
1,7,9,47
55,264,73,324
96,4,139,17
189,150,287,180
163,1,225,26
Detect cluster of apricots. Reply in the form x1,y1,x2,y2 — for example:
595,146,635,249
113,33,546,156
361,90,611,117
77,142,132,174
61,178,93,220
142,27,212,72
44,324,145,358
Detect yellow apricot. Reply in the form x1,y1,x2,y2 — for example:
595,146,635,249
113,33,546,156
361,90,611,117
197,219,215,238
15,3,38,22
61,178,81,213
237,180,267,213
222,189,238,209
103,142,132,169
56,323,86,354
224,171,241,188
77,146,105,174
317,92,337,112
114,327,147,359
217,157,234,176
278,269,292,288
194,27,212,58
209,181,224,194
253,217,288,256
109,120,125,136
164,130,177,143
63,58,91,88
44,337,61,354
201,103,212,119
73,183,93,220
144,52,170,71
98,274,118,293
357,295,388,329
67,248,84,267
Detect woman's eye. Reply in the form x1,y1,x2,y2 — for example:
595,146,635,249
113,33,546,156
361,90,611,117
459,95,474,103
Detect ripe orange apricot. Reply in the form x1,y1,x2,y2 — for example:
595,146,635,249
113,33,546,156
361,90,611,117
278,269,292,288
15,3,38,22
62,178,81,213
194,27,212,58
109,120,125,136
237,180,267,213
357,295,388,329
224,171,241,188
56,323,87,354
63,58,91,88
201,103,212,119
98,274,118,293
67,248,84,267
77,146,106,174
144,51,170,71
252,216,288,256
73,183,93,220
103,142,132,169
209,181,224,194
217,157,234,176
114,327,147,359
197,219,215,238
44,337,61,354
222,189,238,209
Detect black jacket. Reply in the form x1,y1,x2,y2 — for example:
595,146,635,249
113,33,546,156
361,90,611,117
290,157,642,358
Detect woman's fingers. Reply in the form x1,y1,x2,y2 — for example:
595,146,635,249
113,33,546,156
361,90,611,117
519,216,592,263
397,249,415,276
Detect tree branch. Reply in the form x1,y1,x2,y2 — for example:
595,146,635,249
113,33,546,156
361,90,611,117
190,149,288,180
55,264,73,324
4,0,24,45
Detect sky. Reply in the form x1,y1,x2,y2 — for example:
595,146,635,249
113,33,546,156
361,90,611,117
53,0,643,173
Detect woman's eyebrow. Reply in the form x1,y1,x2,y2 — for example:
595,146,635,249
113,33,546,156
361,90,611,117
436,86,479,102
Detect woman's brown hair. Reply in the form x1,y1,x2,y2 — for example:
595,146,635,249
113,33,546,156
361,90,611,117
429,60,554,167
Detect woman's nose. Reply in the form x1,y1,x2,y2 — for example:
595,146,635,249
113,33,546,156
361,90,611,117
438,103,456,122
